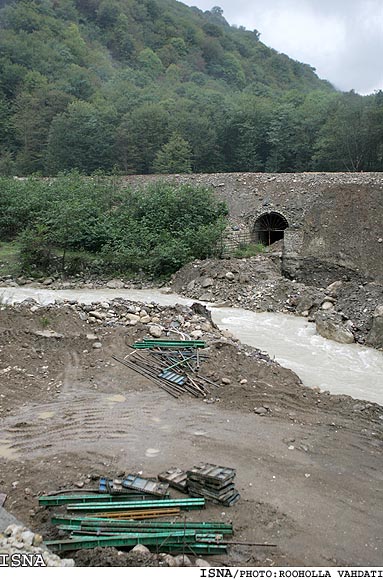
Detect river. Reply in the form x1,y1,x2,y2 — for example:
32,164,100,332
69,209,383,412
1,286,383,405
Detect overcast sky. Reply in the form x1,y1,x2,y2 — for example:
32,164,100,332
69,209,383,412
183,0,383,95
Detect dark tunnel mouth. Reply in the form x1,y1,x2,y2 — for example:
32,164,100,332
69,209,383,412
253,212,289,246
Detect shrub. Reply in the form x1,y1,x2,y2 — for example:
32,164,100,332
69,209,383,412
8,175,228,278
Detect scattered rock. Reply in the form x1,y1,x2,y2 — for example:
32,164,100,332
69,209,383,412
43,278,54,286
326,280,343,296
201,277,214,288
21,531,35,546
89,311,106,320
106,279,125,289
34,330,63,339
33,534,43,547
195,558,211,567
225,272,235,281
174,555,192,567
254,406,268,415
199,293,212,302
1,523,74,567
190,329,203,339
315,312,354,344
366,305,383,348
162,554,177,566
222,330,234,339
126,313,140,323
149,325,162,338
131,544,151,555
353,403,367,412
92,342,102,349
221,377,231,385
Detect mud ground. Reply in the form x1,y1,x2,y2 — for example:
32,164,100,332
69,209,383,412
0,305,382,566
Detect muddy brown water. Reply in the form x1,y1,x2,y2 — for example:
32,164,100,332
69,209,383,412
1,286,383,405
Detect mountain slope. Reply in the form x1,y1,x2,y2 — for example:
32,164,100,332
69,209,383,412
0,0,381,175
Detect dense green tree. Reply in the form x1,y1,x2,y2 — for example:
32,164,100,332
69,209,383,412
313,93,371,171
116,103,170,173
46,101,116,173
153,133,192,173
137,48,164,78
0,0,382,175
12,86,73,174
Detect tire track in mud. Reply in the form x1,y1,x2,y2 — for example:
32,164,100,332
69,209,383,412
0,364,236,460
0,346,152,457
1,394,140,456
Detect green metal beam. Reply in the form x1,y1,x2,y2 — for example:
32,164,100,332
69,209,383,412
55,520,232,532
39,493,168,506
46,530,197,552
58,524,232,537
132,340,205,349
52,516,232,534
66,498,205,512
167,543,227,555
68,530,224,542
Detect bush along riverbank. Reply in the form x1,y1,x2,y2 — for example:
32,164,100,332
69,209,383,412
0,173,228,279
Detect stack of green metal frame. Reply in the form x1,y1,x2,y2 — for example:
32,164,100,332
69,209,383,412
47,516,233,554
43,493,232,554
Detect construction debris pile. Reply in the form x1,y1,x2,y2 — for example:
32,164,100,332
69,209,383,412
159,464,240,507
187,464,240,506
39,467,238,557
113,338,221,398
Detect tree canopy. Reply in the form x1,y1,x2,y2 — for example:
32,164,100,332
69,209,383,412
0,0,382,174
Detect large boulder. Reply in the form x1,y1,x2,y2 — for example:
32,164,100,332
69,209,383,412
366,305,383,348
325,280,343,297
295,290,324,316
315,312,355,344
106,279,125,289
201,277,214,288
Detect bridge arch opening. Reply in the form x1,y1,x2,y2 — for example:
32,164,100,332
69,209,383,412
253,212,289,246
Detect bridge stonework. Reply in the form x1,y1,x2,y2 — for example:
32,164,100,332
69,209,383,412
123,172,383,284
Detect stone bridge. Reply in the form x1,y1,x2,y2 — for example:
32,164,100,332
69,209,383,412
123,172,383,284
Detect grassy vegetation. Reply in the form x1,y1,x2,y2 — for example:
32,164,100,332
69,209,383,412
0,241,20,277
233,242,265,259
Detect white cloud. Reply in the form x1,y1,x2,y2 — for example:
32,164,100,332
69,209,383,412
183,0,383,94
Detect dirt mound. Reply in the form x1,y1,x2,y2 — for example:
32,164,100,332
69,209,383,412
74,547,159,567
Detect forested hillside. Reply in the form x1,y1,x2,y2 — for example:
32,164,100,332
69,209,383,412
1,0,383,175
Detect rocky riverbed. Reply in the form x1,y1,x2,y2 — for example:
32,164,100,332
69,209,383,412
170,254,383,349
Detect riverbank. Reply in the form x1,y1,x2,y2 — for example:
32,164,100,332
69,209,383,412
0,293,382,566
3,251,381,349
170,255,383,349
